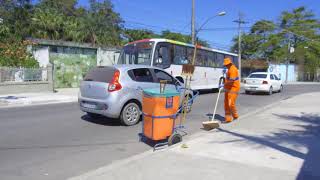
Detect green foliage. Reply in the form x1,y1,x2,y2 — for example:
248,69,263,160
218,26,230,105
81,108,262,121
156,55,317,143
0,40,39,68
50,53,96,88
123,29,157,42
160,30,210,47
122,29,210,47
161,30,191,43
232,6,320,80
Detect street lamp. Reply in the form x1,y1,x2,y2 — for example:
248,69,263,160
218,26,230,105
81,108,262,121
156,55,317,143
195,11,226,38
190,11,226,65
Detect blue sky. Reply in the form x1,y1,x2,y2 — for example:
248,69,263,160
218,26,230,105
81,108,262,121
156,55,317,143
79,0,320,50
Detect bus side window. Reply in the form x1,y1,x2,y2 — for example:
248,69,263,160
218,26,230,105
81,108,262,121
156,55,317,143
187,47,194,64
173,45,188,65
202,50,209,67
154,43,171,68
196,50,207,66
208,52,216,67
216,53,224,68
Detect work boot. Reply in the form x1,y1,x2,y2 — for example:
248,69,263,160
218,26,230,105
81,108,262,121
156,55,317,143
233,115,239,121
224,115,233,123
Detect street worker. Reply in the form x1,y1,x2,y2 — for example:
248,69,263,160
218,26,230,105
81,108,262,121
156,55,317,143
221,57,240,123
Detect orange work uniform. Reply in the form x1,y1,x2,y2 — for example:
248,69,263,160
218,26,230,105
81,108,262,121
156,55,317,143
224,59,240,122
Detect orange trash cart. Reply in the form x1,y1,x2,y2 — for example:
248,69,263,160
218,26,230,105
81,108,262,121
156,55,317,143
140,88,183,149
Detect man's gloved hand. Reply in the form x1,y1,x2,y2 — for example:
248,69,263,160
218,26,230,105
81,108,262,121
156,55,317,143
222,68,227,75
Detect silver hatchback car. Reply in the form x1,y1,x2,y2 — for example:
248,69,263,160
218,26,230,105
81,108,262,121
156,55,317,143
79,65,194,126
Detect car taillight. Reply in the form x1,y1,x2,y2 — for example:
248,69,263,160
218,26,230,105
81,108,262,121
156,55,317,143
262,80,268,84
108,70,122,92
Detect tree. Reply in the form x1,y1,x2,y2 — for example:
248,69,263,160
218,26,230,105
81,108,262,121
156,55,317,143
0,0,33,40
82,0,123,46
123,29,156,42
231,7,319,63
160,30,210,47
231,32,261,59
29,0,123,46
31,7,65,40
0,40,39,68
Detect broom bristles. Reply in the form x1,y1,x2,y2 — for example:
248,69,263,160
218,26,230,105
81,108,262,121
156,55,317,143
202,121,220,130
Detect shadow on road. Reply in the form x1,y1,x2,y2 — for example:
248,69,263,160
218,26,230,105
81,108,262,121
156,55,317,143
206,113,225,121
81,114,122,126
217,113,320,180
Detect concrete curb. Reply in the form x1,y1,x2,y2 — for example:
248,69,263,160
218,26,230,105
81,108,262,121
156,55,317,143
285,82,320,85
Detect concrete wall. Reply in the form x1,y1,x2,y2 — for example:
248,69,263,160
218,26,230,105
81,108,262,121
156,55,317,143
32,45,120,67
0,64,53,95
32,46,49,68
97,48,120,66
269,64,298,82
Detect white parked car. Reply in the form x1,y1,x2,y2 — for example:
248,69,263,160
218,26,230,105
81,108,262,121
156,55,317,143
244,72,283,95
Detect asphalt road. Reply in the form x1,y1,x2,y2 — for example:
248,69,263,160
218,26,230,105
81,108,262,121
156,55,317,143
0,84,319,180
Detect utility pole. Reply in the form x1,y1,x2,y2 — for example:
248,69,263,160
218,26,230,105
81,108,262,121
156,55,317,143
285,42,290,84
233,12,248,80
286,41,294,83
191,0,195,44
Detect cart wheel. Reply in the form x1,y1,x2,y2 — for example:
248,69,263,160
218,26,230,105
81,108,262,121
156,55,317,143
168,133,182,146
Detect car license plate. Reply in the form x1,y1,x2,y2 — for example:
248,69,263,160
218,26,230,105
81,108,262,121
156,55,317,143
82,103,96,109
250,87,257,89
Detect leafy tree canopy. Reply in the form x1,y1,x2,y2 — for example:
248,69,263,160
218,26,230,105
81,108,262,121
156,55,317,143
231,6,320,80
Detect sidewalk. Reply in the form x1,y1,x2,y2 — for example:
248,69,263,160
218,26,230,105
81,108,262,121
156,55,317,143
69,92,320,180
0,88,78,108
285,81,320,85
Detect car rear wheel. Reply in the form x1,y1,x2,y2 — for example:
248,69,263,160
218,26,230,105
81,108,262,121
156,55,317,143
121,102,141,126
245,90,250,95
268,87,273,95
279,85,283,93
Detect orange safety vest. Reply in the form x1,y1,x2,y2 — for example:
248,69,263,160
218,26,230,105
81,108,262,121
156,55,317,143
224,64,240,92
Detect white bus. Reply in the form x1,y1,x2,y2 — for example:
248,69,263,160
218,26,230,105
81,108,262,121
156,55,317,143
117,38,238,90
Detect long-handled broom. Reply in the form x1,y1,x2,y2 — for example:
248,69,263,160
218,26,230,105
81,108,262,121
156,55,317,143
202,87,223,130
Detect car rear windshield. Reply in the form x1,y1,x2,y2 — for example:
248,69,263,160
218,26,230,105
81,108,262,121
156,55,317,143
84,67,116,83
248,74,267,79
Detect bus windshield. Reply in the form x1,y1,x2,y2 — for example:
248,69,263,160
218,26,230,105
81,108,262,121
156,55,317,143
118,42,154,65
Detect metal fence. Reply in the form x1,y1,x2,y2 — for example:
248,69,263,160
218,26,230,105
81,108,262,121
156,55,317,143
0,67,48,83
